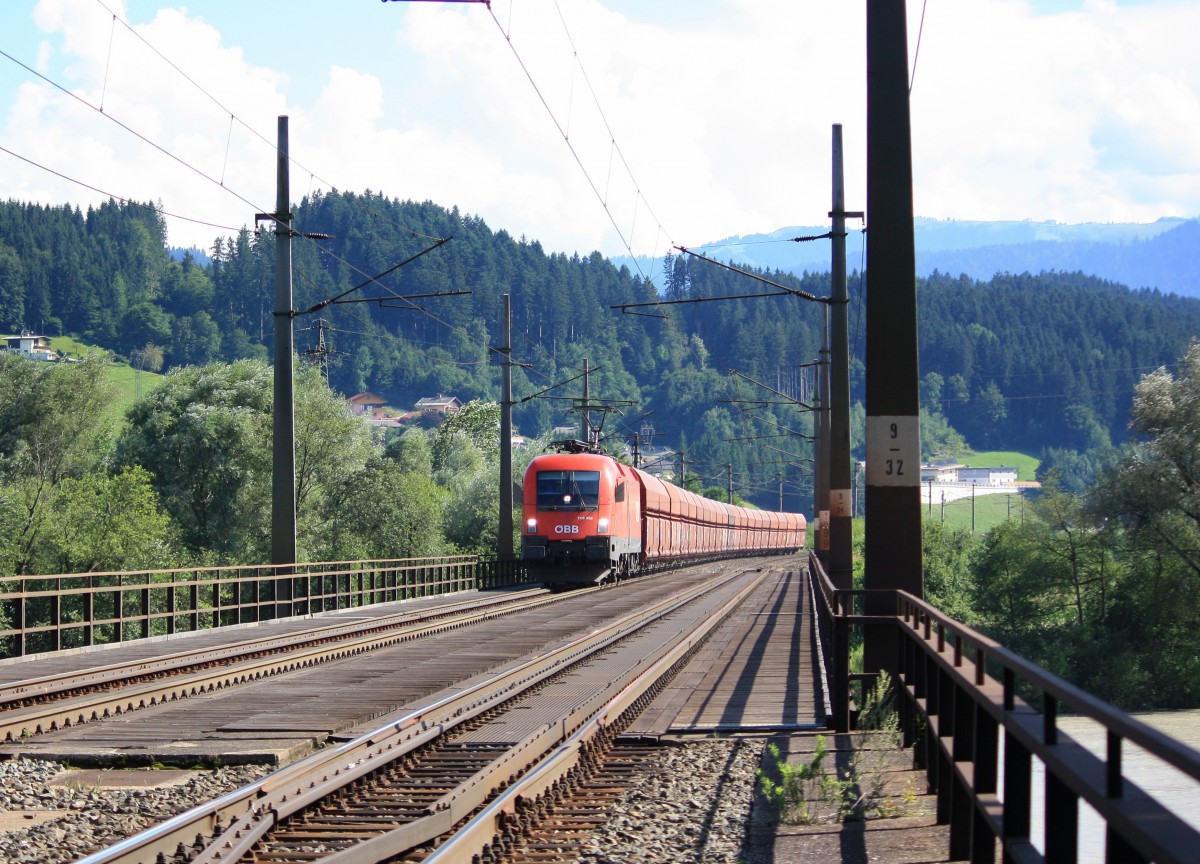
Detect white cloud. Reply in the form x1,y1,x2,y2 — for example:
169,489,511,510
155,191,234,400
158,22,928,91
1,0,1197,256
908,0,1200,224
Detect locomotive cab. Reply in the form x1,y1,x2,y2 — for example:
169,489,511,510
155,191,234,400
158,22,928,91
521,452,641,586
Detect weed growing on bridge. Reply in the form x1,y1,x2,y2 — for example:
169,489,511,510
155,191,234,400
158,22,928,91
756,735,833,824
757,673,918,824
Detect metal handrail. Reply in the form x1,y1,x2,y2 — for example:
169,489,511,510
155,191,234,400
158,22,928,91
0,557,529,659
890,588,1200,863
818,578,1200,863
806,555,846,731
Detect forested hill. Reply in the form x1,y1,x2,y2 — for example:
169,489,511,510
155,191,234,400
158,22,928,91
917,270,1200,452
2,193,1200,506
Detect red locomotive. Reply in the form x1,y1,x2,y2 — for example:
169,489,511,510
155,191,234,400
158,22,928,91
521,447,806,587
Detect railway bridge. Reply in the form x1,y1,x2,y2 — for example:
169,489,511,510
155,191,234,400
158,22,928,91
1,552,1198,863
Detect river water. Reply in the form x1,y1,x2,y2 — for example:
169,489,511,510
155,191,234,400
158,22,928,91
1024,709,1200,861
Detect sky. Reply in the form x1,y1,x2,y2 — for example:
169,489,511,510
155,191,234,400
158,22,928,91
0,0,1197,260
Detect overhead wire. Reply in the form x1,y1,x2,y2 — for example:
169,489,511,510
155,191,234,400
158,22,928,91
0,144,243,234
15,1,547,385
486,1,675,289
0,6,798,497
89,0,445,246
487,10,644,279
0,47,274,229
283,227,586,395
321,322,490,367
481,2,698,358
488,0,867,338
479,2,1137,499
692,232,837,252
82,0,704,385
551,0,674,271
282,235,545,379
6,0,458,295
490,4,783,337
910,0,929,95
16,1,841,478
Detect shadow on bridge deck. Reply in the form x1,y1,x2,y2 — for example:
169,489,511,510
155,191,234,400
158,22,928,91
623,563,824,737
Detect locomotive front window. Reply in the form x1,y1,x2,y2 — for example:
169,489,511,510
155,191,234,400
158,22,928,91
536,470,600,511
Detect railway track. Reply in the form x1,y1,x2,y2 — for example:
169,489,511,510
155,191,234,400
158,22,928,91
73,565,775,864
0,587,564,743
485,741,662,864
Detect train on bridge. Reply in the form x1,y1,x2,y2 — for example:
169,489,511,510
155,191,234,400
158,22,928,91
521,446,806,587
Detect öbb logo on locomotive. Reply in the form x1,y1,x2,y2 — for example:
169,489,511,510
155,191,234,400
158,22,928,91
521,447,806,589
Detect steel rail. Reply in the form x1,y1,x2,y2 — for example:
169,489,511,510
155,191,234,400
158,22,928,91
423,567,768,864
75,566,757,864
306,570,769,864
0,588,563,742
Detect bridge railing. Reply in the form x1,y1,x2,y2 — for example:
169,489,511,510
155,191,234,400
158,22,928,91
0,556,531,659
893,589,1200,863
811,563,1200,864
807,554,850,732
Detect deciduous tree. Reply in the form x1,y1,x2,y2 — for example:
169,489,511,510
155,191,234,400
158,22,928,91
1101,339,1200,577
39,467,175,573
0,354,114,574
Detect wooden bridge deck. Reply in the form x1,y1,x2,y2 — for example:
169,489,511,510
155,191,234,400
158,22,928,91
624,565,825,737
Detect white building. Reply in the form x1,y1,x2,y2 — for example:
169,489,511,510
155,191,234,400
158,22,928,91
957,466,1019,486
3,332,59,362
920,462,963,483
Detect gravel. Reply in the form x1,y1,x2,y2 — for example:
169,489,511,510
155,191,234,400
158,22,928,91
0,739,766,863
0,757,269,864
577,738,766,864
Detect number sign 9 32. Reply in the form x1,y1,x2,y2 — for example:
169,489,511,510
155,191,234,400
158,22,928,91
866,416,919,488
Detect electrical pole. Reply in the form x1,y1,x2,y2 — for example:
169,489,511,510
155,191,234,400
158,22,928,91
269,115,296,617
864,2,923,676
829,124,858,592
815,303,831,564
498,294,514,558
582,358,591,446
635,421,655,470
726,463,734,504
301,318,342,382
132,349,145,400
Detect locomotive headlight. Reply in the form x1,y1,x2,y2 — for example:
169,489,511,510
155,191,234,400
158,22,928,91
526,518,537,533
598,517,609,534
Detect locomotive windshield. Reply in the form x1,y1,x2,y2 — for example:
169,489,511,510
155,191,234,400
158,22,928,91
535,470,600,511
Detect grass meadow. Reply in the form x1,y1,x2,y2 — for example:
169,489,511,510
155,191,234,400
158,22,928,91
50,336,163,423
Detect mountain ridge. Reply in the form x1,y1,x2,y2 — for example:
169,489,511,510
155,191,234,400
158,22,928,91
615,216,1200,296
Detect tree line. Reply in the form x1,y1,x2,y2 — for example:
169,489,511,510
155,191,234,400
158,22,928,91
3,193,1200,506
0,352,523,577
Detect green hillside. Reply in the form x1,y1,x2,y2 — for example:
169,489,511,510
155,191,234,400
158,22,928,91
926,490,1028,535
49,336,163,422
